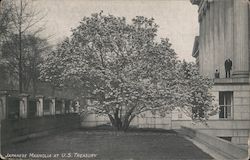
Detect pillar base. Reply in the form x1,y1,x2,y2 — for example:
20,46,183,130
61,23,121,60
19,93,29,119
36,95,44,117
0,91,8,120
48,97,56,115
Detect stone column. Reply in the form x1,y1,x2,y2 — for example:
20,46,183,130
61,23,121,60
0,91,8,120
0,91,8,157
209,1,215,76
232,0,249,78
49,97,56,115
203,2,209,75
19,93,29,118
65,99,70,113
61,99,65,114
218,0,226,77
224,0,234,68
198,5,205,75
36,95,44,117
213,1,220,75
69,100,74,113
0,119,1,157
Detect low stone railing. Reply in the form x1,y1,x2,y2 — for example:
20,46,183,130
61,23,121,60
180,126,248,160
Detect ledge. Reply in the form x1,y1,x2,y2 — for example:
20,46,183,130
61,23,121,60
180,126,248,159
19,93,30,97
35,95,45,99
213,77,249,85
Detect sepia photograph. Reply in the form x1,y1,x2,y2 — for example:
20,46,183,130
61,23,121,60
0,0,249,159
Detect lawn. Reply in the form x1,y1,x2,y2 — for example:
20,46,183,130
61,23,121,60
2,128,213,160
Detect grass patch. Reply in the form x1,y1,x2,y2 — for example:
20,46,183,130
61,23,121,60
3,128,212,160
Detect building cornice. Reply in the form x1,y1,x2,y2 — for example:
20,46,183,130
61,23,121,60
191,0,214,22
198,0,211,22
190,0,201,5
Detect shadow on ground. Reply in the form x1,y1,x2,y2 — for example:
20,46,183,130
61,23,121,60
81,125,177,133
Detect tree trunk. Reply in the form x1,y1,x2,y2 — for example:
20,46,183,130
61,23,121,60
122,115,135,131
115,108,123,130
108,114,121,130
33,78,37,96
18,0,23,93
107,111,136,132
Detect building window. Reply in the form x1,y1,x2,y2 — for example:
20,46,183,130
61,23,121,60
219,91,233,119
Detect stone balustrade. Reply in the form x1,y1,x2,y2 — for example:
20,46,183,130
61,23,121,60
0,91,80,152
0,91,78,120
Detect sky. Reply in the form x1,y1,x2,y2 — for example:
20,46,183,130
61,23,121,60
33,0,199,61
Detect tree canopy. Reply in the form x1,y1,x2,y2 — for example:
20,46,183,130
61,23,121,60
40,13,216,130
1,34,50,93
0,0,46,93
0,0,48,93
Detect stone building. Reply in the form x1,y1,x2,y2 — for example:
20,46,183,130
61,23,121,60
187,0,250,148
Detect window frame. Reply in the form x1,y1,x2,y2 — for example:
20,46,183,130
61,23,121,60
219,91,233,119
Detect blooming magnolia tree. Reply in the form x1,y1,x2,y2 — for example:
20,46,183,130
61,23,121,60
40,13,216,131
176,61,218,122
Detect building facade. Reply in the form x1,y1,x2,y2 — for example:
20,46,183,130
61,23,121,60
189,0,250,148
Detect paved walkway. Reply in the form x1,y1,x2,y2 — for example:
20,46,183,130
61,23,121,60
2,129,213,160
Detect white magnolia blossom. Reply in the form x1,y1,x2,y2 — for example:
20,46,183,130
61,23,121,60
40,13,216,130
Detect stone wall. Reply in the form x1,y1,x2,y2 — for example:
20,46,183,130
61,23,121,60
81,111,172,130
130,111,172,129
81,113,110,127
172,120,250,148
1,114,80,146
212,84,250,120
